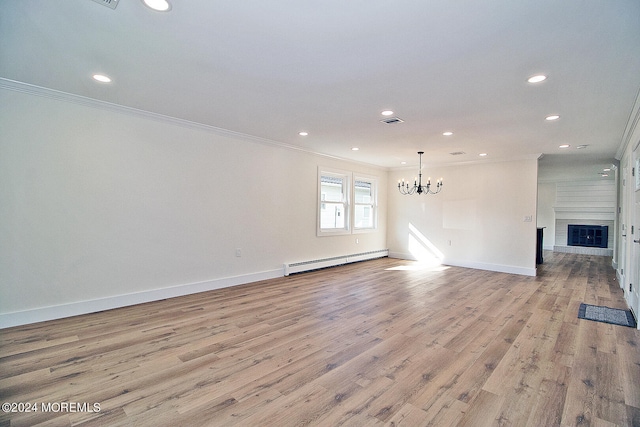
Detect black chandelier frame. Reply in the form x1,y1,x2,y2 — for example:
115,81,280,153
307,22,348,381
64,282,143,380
398,151,443,195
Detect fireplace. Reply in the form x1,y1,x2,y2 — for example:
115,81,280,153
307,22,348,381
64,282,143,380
551,181,615,256
567,224,608,248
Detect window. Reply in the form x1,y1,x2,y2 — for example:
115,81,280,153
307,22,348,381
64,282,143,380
354,176,377,231
318,168,378,236
318,169,350,235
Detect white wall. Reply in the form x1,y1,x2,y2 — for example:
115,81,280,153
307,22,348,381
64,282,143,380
0,87,387,327
387,158,539,276
0,83,544,327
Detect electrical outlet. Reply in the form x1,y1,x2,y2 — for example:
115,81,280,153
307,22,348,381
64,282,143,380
524,215,533,222
235,248,242,257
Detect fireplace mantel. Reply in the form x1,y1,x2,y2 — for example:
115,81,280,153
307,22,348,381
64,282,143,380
553,206,615,221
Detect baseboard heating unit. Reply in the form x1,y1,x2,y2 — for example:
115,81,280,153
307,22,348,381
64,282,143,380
284,249,389,276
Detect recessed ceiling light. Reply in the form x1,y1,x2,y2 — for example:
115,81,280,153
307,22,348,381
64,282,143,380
479,153,488,157
603,168,611,172
601,174,609,177
400,161,407,165
527,74,547,83
576,145,588,149
142,0,171,11
381,110,394,116
298,131,308,136
546,115,560,121
559,144,570,149
92,74,112,83
351,147,360,151
442,131,453,136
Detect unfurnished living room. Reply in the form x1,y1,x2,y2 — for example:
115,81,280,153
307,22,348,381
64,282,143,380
1,1,639,426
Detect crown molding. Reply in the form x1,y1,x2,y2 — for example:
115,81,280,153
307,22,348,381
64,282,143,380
388,153,543,172
0,78,387,171
0,77,298,148
616,83,640,160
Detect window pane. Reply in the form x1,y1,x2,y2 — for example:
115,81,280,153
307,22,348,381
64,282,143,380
318,168,353,235
355,205,373,228
320,203,345,229
354,180,372,203
321,176,344,202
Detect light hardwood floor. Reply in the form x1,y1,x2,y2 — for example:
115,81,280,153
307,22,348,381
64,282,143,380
1,252,639,426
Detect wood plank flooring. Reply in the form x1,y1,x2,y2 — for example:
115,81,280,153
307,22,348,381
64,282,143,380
1,252,639,426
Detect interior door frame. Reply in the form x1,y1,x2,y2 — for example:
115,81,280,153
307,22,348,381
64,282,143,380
619,160,628,291
630,142,640,328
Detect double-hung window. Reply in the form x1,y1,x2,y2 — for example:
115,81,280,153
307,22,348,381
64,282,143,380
318,168,378,236
354,176,377,231
318,169,350,235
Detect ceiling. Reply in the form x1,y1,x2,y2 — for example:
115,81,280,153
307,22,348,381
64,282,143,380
2,0,639,180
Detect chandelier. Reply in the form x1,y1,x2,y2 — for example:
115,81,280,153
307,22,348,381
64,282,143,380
398,151,443,195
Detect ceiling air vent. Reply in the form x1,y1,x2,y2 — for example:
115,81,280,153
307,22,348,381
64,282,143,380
91,0,119,9
380,117,404,124
449,151,466,156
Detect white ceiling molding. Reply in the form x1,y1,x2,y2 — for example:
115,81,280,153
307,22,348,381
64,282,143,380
616,84,640,160
0,77,387,170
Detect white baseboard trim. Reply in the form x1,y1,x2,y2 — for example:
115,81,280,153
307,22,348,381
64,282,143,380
388,251,437,261
616,269,625,290
0,269,283,329
443,259,537,277
388,252,536,277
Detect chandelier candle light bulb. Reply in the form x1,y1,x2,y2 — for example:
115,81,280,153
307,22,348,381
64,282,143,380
398,152,443,195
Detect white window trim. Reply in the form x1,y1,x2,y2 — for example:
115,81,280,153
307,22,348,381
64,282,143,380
353,174,378,233
317,167,380,237
317,167,351,236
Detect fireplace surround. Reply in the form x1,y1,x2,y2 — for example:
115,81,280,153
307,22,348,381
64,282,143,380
553,219,613,256
550,180,615,257
567,224,608,248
